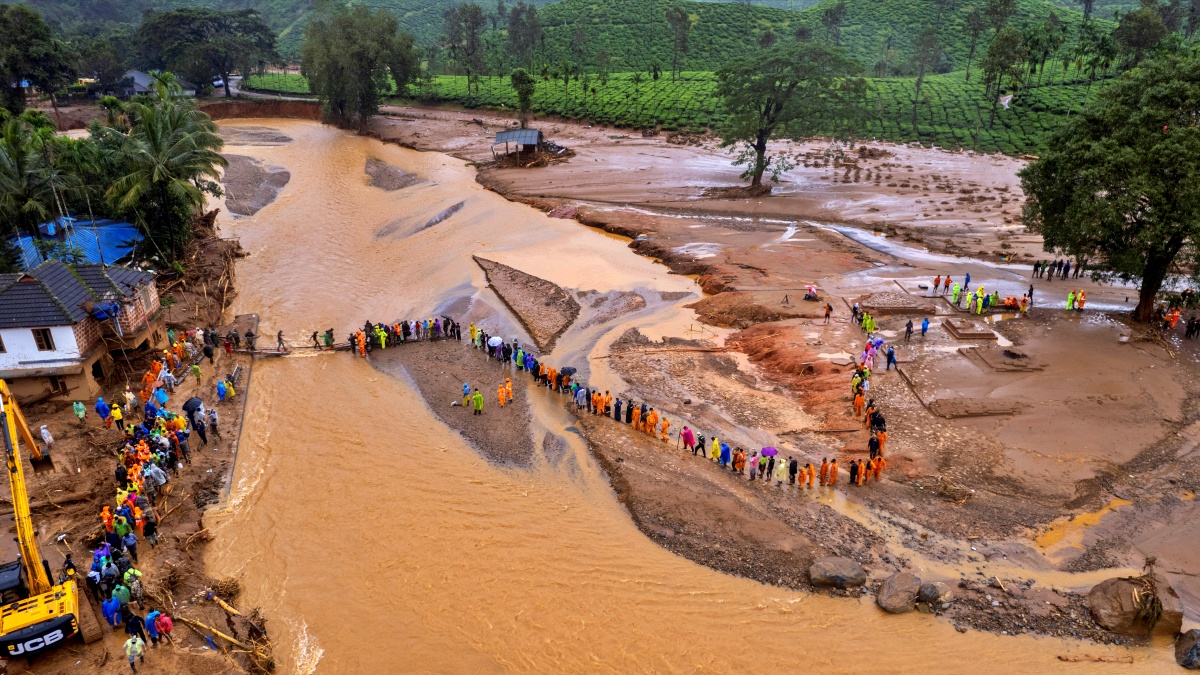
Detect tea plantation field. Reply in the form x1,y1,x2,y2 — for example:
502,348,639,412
245,68,1099,155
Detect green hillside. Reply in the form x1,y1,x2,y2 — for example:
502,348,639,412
538,0,1107,74
246,63,1102,154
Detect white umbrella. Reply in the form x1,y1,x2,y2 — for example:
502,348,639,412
487,336,503,347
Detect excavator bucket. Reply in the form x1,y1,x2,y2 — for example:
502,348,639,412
4,389,53,473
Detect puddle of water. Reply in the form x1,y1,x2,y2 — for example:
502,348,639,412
1036,498,1134,549
672,242,723,259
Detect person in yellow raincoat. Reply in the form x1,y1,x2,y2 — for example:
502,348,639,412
710,437,720,461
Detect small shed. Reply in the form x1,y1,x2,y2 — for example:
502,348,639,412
494,129,544,155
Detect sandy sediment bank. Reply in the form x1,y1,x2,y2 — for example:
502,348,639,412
371,339,535,466
222,155,290,216
473,256,580,352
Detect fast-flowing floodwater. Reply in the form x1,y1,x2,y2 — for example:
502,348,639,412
205,120,1176,674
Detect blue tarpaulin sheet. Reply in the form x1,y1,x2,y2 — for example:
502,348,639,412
17,218,142,270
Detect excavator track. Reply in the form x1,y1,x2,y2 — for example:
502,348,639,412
77,596,103,644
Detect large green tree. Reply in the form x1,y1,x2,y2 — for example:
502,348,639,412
301,5,420,131
137,8,278,98
665,5,692,82
911,27,939,133
444,3,488,96
506,2,543,70
1019,55,1200,322
715,42,867,187
510,68,537,128
1112,6,1168,65
0,6,76,115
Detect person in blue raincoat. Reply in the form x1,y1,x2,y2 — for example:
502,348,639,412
719,442,731,468
95,397,111,421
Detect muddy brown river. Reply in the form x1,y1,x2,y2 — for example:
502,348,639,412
205,120,1176,673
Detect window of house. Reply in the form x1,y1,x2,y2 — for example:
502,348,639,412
32,328,55,351
48,376,67,395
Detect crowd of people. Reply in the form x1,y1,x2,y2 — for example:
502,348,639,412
440,316,894,490
76,326,239,672
350,318,462,358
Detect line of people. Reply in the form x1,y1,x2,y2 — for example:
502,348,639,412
451,321,895,490
351,318,462,358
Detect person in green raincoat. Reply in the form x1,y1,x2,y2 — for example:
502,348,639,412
472,389,484,415
73,401,86,424
1066,290,1075,310
951,282,961,304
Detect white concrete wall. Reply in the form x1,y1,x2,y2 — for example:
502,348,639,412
0,325,81,369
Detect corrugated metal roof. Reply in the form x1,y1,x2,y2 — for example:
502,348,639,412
494,129,543,146
0,261,154,329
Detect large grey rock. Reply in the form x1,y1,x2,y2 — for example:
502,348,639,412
1177,630,1200,669
918,582,953,605
809,557,866,589
877,572,922,614
1086,574,1183,637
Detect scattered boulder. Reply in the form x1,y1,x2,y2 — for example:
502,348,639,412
1177,630,1200,669
918,582,953,605
809,557,866,589
1086,574,1183,637
877,572,922,614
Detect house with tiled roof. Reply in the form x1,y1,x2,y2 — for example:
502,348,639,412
0,260,166,400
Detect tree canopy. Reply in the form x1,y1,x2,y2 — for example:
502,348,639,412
137,8,278,98
1019,54,1200,322
509,68,537,128
0,5,76,115
301,5,420,131
715,41,867,187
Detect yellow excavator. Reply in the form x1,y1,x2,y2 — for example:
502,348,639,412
0,382,101,658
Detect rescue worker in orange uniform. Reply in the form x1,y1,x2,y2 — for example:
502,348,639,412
829,459,839,486
603,391,613,415
632,406,642,431
819,459,830,486
505,378,514,403
806,463,816,488
732,448,745,473
659,416,670,441
853,392,864,417
856,459,867,486
644,409,659,436
497,383,507,408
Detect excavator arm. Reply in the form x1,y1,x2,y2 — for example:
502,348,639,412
0,381,99,658
0,382,44,463
0,390,49,595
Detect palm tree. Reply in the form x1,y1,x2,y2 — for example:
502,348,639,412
105,76,227,262
0,118,79,269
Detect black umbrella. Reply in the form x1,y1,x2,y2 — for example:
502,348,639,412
182,397,203,413
560,367,577,376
